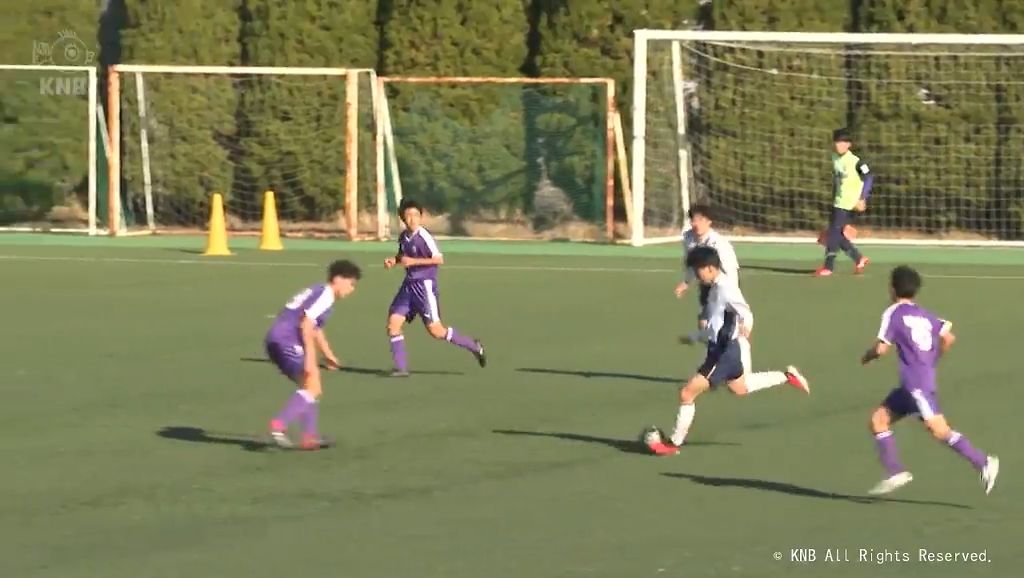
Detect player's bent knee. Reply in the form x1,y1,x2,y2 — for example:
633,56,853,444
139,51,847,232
924,416,951,441
870,408,890,433
426,323,447,339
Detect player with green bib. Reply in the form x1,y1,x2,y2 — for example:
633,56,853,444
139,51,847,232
816,128,873,277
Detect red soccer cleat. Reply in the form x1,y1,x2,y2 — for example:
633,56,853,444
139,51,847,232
300,433,332,451
855,257,870,275
814,267,833,277
647,441,681,456
785,365,810,394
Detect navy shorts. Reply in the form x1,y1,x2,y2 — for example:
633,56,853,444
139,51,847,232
697,340,745,387
389,279,442,324
881,387,942,421
266,339,304,381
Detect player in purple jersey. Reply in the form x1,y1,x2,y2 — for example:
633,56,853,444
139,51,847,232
385,199,486,377
861,266,999,494
266,260,361,450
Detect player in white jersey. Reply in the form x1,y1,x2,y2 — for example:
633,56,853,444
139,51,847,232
675,205,739,336
647,246,810,456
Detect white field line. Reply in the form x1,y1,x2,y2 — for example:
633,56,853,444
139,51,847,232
1,254,1024,280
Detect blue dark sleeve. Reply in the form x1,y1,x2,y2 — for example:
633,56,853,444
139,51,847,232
856,159,874,201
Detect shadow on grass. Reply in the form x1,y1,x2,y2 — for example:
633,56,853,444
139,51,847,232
662,473,971,509
240,357,464,376
157,426,269,452
517,367,677,385
743,264,817,275
494,429,738,455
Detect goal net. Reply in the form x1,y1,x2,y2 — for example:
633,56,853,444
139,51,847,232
0,65,98,234
111,65,380,238
632,31,1024,247
381,77,617,241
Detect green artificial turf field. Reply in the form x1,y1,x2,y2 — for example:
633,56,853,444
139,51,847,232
1,235,1021,578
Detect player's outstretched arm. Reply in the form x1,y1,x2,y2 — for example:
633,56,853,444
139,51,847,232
861,340,890,365
400,254,444,267
314,328,340,369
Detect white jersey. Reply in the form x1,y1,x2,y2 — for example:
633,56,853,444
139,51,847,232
682,228,739,285
702,272,754,345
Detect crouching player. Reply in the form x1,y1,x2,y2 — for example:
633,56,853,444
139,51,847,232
385,199,486,376
647,246,810,456
266,260,362,450
862,265,999,495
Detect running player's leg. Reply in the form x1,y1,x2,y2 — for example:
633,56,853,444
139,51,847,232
387,284,414,375
914,390,999,493
267,340,318,448
867,388,912,494
415,280,486,367
726,339,809,395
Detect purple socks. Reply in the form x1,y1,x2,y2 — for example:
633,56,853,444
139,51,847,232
875,429,987,476
446,327,479,353
273,390,317,435
948,431,987,471
874,431,906,476
390,335,408,372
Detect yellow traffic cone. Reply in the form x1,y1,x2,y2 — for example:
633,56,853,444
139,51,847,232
203,193,232,256
259,190,284,251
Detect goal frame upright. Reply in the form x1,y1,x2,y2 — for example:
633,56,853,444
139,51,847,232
380,75,621,241
631,29,1024,248
106,64,379,238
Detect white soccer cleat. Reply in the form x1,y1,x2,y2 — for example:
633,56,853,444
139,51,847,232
981,455,1000,495
868,471,913,495
785,365,810,394
270,430,294,449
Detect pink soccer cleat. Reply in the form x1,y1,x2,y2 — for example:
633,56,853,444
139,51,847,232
785,365,810,394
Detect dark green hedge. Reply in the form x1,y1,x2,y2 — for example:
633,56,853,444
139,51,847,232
3,0,1023,238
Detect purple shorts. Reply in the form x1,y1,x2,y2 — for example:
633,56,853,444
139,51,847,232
389,279,441,323
266,339,304,381
882,387,942,421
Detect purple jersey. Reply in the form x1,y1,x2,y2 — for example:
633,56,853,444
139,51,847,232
876,302,951,392
267,283,336,345
398,227,442,281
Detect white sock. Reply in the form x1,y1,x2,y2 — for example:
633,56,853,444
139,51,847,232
745,371,788,393
670,404,696,446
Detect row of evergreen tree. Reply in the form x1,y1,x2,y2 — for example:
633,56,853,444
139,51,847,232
4,1,1024,237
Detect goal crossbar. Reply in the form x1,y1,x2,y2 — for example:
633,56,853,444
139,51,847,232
634,30,1024,45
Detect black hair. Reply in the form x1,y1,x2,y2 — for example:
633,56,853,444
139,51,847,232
833,128,852,143
398,198,423,215
687,203,713,222
890,265,921,299
686,245,721,271
328,259,362,281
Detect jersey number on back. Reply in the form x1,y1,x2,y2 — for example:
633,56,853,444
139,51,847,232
285,288,314,310
903,315,934,351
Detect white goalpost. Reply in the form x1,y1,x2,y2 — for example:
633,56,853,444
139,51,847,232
108,64,384,239
631,30,1024,247
0,64,98,235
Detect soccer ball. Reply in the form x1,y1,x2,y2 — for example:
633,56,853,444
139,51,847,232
640,426,663,446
